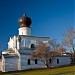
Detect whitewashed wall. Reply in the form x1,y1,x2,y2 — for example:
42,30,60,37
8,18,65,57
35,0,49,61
8,35,49,50
19,36,49,48
51,56,70,67
8,36,17,50
1,55,5,72
20,55,70,70
0,60,2,71
18,27,31,35
4,57,18,72
20,54,47,70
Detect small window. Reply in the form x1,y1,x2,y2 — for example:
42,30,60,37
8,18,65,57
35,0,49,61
22,32,23,35
31,44,35,48
49,59,52,63
28,59,30,65
18,36,21,42
35,59,37,64
57,59,59,64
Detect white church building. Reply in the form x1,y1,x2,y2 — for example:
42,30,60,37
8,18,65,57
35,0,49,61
1,11,71,72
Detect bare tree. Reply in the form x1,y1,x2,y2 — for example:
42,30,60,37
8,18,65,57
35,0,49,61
62,27,75,62
31,40,65,68
31,41,50,68
49,39,65,55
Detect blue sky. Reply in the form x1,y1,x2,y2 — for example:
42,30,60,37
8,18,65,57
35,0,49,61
0,0,74,51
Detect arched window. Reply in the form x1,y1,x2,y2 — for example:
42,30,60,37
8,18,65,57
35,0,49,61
49,59,52,64
57,59,59,64
28,59,30,65
35,59,37,64
31,44,35,48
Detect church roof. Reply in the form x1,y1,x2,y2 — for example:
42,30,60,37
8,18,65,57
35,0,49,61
19,52,31,55
18,10,32,28
3,54,18,58
53,55,71,57
19,49,31,55
19,35,49,38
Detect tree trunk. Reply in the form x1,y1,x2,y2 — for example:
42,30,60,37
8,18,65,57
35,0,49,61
46,60,49,68
73,52,75,63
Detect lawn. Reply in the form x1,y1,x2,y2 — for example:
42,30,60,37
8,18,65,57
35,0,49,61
0,65,75,75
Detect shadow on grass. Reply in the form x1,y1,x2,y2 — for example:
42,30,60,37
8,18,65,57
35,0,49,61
48,71,75,75
11,74,19,75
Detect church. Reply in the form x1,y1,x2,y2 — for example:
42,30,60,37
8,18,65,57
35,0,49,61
1,11,70,72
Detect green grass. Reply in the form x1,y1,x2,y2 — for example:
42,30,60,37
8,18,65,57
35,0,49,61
0,65,75,75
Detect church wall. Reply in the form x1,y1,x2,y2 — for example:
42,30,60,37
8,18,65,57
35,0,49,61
8,35,49,50
20,54,47,70
19,36,49,48
8,38,14,49
8,36,17,50
18,27,31,35
0,60,2,71
50,56,70,67
4,57,18,72
1,55,5,72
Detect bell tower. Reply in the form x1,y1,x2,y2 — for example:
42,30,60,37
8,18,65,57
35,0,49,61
18,11,32,35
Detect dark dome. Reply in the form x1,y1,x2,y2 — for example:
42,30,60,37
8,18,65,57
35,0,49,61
18,13,32,28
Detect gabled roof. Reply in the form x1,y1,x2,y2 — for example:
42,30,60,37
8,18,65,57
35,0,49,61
3,54,18,58
19,35,49,38
19,49,31,55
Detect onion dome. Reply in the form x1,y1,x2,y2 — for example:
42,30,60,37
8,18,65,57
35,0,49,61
18,11,32,28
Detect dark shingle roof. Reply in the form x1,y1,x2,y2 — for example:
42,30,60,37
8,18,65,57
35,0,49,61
3,54,18,58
